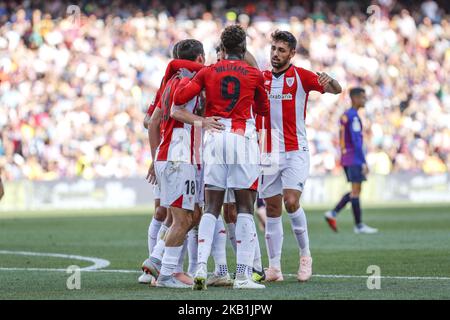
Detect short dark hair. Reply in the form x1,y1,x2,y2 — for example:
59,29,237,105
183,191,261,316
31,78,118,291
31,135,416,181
220,25,246,56
271,30,297,50
177,39,204,61
349,87,366,98
172,41,181,59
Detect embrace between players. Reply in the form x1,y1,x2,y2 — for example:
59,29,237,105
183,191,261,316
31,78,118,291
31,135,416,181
141,25,342,289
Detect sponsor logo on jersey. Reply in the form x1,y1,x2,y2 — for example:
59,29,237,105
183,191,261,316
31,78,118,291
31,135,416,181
286,77,295,87
268,93,293,100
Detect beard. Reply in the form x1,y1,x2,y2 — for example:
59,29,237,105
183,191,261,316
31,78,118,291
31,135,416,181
271,57,289,69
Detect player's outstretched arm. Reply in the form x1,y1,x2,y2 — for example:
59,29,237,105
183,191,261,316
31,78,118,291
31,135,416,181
253,73,270,116
171,105,224,132
244,50,259,69
148,107,162,160
173,70,205,106
317,72,342,94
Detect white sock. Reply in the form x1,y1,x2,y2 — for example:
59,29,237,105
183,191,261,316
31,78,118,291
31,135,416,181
288,207,311,257
160,245,183,276
252,220,263,272
212,215,228,276
265,216,283,269
151,224,168,261
148,218,162,258
187,228,198,275
197,213,217,265
174,238,188,273
235,213,256,279
227,223,237,254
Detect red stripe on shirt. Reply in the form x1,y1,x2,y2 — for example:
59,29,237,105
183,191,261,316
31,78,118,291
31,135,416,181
282,68,298,152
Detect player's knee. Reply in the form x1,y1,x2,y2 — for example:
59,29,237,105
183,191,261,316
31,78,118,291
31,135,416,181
265,201,282,217
351,188,361,198
154,206,167,221
284,196,299,213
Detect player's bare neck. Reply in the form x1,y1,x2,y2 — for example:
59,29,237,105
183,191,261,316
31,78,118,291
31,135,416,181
272,64,292,78
225,54,243,61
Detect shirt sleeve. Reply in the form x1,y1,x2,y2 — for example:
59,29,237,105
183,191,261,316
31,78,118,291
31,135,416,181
173,68,206,106
164,59,204,83
298,67,325,94
349,115,366,163
253,72,270,116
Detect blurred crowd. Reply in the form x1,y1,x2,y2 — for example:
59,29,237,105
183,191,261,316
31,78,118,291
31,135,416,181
0,0,449,181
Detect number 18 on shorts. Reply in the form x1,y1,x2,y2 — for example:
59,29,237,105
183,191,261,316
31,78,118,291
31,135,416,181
155,161,196,211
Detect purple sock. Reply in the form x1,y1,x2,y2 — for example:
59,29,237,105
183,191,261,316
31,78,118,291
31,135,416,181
350,197,362,226
334,193,351,214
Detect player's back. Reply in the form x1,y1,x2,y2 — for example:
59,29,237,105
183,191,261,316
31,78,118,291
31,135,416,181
201,59,268,136
157,76,199,163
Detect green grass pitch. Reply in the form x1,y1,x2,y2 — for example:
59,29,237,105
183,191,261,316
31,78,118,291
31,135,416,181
1,204,450,300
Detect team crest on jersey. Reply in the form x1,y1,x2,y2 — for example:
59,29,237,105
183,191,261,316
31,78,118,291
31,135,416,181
286,77,295,87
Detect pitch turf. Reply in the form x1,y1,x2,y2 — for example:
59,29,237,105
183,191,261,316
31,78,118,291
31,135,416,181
1,205,450,300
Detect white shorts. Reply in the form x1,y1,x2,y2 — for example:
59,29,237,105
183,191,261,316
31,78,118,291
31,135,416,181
203,131,260,190
195,165,204,207
258,151,310,199
155,161,196,211
153,184,160,200
223,188,235,204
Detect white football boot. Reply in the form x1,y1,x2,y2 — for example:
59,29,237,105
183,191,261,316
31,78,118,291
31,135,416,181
354,223,378,234
138,272,155,285
233,277,266,289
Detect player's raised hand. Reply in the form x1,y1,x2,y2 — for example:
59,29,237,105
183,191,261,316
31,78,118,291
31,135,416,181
202,116,225,132
146,162,157,184
178,68,196,79
317,72,333,87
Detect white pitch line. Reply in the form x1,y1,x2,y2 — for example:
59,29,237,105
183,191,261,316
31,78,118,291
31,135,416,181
0,250,110,271
0,267,449,281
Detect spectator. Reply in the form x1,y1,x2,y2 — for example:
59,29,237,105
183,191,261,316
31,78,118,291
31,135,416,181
0,0,449,181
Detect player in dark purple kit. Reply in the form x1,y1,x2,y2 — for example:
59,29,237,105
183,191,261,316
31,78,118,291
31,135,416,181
325,88,378,234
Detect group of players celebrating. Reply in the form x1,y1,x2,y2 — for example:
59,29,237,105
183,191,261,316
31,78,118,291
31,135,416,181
139,25,343,289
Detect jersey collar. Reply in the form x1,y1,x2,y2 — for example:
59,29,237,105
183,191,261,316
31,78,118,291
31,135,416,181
272,64,292,78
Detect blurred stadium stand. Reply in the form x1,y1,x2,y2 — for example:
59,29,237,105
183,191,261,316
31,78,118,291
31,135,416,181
0,0,449,187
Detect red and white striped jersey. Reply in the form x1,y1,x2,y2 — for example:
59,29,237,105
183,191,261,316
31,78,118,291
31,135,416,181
156,76,201,163
256,65,324,153
173,59,269,138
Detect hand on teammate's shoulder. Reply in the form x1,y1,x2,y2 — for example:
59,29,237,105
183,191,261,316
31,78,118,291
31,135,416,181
178,68,196,79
